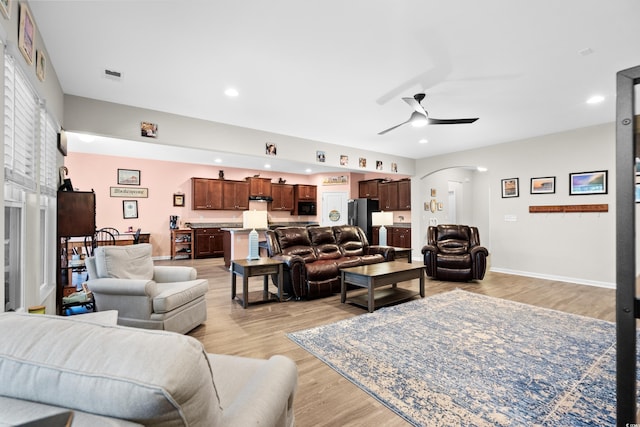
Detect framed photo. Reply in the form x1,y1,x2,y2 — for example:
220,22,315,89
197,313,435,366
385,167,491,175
123,200,138,219
57,130,67,156
18,3,35,65
501,178,519,198
0,0,12,20
340,155,348,166
530,176,555,194
173,193,185,207
430,188,437,197
140,121,157,138
117,169,140,185
265,143,277,155
316,150,325,162
359,157,366,168
569,170,607,195
36,50,45,81
376,160,383,170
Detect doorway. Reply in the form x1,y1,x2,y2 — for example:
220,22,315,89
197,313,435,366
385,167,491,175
321,192,348,226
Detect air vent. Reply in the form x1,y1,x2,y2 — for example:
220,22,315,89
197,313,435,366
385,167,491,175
103,69,123,80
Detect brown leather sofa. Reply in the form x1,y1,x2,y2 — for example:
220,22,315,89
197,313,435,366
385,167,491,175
264,225,395,299
421,224,489,281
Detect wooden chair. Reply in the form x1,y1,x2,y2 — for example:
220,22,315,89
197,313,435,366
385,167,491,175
84,228,117,257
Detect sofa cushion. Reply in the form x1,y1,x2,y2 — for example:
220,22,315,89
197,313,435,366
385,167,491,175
0,313,222,426
305,259,340,281
334,226,366,256
94,243,154,280
437,239,469,255
153,279,209,313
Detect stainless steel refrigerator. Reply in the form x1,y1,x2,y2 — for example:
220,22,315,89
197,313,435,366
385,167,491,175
347,198,380,242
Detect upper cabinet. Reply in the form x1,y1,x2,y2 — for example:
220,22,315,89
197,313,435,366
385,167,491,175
294,184,316,201
222,180,250,210
378,179,411,211
358,179,382,199
246,177,272,198
270,183,294,211
192,178,223,210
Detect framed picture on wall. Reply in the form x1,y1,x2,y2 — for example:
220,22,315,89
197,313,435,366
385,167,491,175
173,193,185,207
501,178,519,198
118,169,140,185
530,176,555,194
18,3,35,65
0,0,12,20
569,170,607,195
123,200,138,219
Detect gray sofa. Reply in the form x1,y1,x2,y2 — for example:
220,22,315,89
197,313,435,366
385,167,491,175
85,243,208,333
0,312,298,426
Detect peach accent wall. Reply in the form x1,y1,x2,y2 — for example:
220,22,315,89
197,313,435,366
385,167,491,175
66,152,405,257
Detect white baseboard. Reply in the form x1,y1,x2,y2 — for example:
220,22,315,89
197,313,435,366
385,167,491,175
489,267,615,289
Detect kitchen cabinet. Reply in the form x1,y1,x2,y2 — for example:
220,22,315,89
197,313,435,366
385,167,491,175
222,181,250,210
358,179,381,199
247,177,272,198
191,178,223,210
371,226,411,248
378,181,399,211
397,179,411,210
294,184,316,201
194,228,224,258
270,183,294,211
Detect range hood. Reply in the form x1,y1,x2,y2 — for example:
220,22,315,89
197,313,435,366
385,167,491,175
249,195,273,202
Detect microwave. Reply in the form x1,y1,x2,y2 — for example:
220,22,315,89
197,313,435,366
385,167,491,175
297,201,317,216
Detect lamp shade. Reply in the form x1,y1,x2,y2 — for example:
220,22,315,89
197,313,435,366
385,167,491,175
242,210,268,230
371,211,393,226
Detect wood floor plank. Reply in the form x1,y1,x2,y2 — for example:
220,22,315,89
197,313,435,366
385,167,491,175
156,257,616,427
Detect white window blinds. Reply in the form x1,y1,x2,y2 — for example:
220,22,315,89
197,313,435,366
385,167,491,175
39,108,58,195
4,54,37,191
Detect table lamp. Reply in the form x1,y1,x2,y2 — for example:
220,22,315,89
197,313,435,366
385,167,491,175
243,210,268,260
372,211,393,246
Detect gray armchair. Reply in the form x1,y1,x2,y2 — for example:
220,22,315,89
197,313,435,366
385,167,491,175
85,243,208,334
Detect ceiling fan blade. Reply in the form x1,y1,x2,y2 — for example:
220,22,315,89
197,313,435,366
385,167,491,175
402,96,426,115
427,117,479,125
378,118,411,135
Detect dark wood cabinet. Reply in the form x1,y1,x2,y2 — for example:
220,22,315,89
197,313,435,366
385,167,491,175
194,228,224,258
222,181,250,210
294,184,316,201
371,226,411,248
270,183,294,211
247,177,272,198
191,178,223,210
379,180,411,211
379,181,398,211
397,179,411,210
358,179,381,199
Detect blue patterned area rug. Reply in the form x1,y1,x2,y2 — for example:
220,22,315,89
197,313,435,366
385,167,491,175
288,289,634,426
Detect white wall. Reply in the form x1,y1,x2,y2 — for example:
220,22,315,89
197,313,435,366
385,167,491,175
415,122,616,287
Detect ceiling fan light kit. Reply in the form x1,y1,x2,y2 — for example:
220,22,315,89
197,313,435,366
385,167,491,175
378,93,479,135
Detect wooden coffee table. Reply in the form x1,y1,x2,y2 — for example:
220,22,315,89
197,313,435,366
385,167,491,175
340,261,425,313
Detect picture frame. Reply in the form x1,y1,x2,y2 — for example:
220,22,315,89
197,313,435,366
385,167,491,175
117,169,140,185
265,143,277,155
340,155,348,166
569,170,607,195
376,160,383,170
501,178,519,198
391,162,398,173
140,121,157,138
57,130,67,156
316,150,325,163
36,50,45,81
0,0,12,20
530,176,555,194
359,157,366,168
173,193,185,207
18,3,35,65
122,200,138,219
110,187,148,198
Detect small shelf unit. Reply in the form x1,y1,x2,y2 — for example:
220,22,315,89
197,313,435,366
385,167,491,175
171,229,194,259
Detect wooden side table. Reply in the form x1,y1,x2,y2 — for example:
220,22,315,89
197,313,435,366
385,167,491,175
392,247,413,263
231,258,284,308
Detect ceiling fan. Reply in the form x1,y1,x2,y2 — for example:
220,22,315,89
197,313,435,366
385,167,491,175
378,93,478,135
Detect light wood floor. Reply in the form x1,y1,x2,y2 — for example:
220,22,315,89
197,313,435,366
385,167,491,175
156,257,616,427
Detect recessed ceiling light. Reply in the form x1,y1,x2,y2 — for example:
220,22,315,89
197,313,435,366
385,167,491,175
264,164,271,169
419,139,429,144
224,88,239,97
477,166,488,172
587,95,604,104
305,168,312,173
214,158,222,163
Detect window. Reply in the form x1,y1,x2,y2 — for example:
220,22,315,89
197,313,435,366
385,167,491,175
4,199,23,311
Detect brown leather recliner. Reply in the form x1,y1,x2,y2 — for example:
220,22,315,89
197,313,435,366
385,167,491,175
421,224,488,281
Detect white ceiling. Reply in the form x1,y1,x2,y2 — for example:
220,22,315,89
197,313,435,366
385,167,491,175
29,0,640,167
